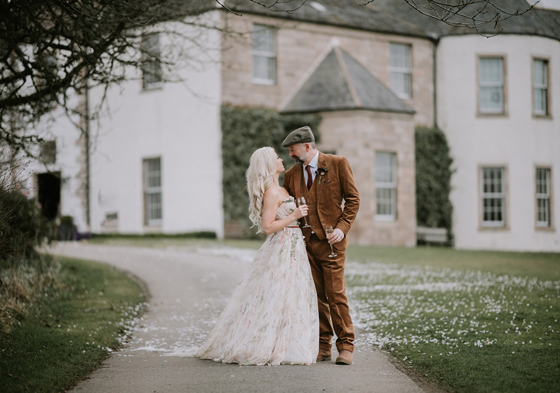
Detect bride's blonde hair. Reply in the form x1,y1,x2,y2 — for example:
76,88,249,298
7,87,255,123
246,147,277,233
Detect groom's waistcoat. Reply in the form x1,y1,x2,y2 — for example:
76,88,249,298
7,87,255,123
283,152,360,241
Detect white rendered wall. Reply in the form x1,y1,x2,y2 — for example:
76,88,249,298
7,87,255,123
89,12,223,237
437,34,560,251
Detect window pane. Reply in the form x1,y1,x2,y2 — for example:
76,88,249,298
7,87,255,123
390,43,412,98
533,60,546,85
533,88,546,113
253,56,277,82
376,188,395,216
375,152,395,183
253,25,275,53
252,25,276,84
40,140,56,164
375,152,397,220
482,167,505,225
144,158,162,225
536,168,551,227
480,58,503,84
480,86,503,112
142,33,162,88
390,43,411,68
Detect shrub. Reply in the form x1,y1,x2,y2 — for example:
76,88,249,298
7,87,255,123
0,173,59,333
415,126,454,244
221,105,321,238
0,183,57,265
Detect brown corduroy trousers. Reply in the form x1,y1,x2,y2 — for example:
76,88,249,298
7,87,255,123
305,233,354,353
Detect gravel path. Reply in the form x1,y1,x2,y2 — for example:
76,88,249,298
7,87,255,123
50,242,425,393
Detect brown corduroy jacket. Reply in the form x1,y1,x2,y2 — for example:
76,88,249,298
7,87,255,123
283,152,360,240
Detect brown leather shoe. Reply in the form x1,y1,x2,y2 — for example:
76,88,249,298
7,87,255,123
316,349,332,362
335,350,353,365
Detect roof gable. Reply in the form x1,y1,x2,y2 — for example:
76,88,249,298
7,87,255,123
282,47,415,114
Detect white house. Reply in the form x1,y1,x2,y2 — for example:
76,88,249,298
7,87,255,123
24,11,224,238
23,0,560,251
437,34,560,251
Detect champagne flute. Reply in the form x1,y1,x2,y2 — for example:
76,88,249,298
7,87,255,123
325,226,337,257
298,197,312,228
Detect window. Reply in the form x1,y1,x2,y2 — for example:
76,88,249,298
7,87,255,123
533,59,549,116
143,158,162,226
252,24,276,85
142,33,162,89
481,167,506,227
536,168,551,227
375,152,397,221
479,57,504,114
389,43,412,99
40,140,56,164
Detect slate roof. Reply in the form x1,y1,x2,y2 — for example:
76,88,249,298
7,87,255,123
282,47,415,114
224,0,560,42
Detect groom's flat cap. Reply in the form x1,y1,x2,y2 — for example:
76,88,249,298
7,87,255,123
281,126,315,147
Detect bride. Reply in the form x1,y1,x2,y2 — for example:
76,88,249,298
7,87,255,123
196,147,318,365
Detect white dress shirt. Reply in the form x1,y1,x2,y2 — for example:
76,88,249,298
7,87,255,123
303,151,319,186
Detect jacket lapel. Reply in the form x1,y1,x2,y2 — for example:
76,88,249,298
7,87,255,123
315,151,328,198
296,164,306,198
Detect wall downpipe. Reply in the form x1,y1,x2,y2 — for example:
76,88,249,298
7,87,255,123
430,32,440,129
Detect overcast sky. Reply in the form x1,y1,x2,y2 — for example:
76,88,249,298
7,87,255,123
529,0,560,10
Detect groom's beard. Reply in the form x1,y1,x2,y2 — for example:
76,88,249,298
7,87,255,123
291,154,305,165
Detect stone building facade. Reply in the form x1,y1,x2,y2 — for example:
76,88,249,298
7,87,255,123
220,11,432,246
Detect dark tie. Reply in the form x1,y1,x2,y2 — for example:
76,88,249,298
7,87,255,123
306,165,313,190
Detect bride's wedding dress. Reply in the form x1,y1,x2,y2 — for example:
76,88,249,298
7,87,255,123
197,197,318,365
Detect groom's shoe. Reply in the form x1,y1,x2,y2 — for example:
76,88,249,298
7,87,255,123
335,350,353,365
316,349,332,362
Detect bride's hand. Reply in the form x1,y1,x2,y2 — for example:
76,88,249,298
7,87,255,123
292,205,308,219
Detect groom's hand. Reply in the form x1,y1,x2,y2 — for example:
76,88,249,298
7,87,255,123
327,228,344,244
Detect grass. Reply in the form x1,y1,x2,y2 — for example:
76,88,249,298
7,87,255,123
347,245,560,281
345,245,560,393
0,257,146,393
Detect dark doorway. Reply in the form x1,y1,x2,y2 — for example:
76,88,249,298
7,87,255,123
37,172,60,221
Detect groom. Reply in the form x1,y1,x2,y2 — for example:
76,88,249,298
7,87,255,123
282,126,360,365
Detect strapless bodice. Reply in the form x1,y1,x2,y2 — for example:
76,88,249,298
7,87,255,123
276,197,298,227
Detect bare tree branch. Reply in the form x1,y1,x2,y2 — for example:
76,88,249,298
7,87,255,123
0,0,541,157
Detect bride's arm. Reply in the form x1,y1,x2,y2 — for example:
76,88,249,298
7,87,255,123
262,188,308,236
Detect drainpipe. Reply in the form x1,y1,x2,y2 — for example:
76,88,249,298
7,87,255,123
430,32,440,128
84,73,91,232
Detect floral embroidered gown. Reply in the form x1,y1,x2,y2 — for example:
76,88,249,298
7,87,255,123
196,197,318,365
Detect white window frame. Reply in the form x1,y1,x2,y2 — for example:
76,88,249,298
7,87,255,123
375,152,397,221
142,33,163,90
481,167,506,227
252,24,276,85
143,157,162,226
536,167,551,228
533,59,549,116
389,43,412,99
479,57,505,114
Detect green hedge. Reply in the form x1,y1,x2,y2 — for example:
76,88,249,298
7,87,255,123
90,232,217,239
415,126,454,244
221,105,321,238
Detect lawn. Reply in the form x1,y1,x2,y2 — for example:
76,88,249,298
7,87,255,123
0,257,146,393
345,245,560,393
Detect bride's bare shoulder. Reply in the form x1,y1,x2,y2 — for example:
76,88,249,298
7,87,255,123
264,186,282,198
264,187,286,204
